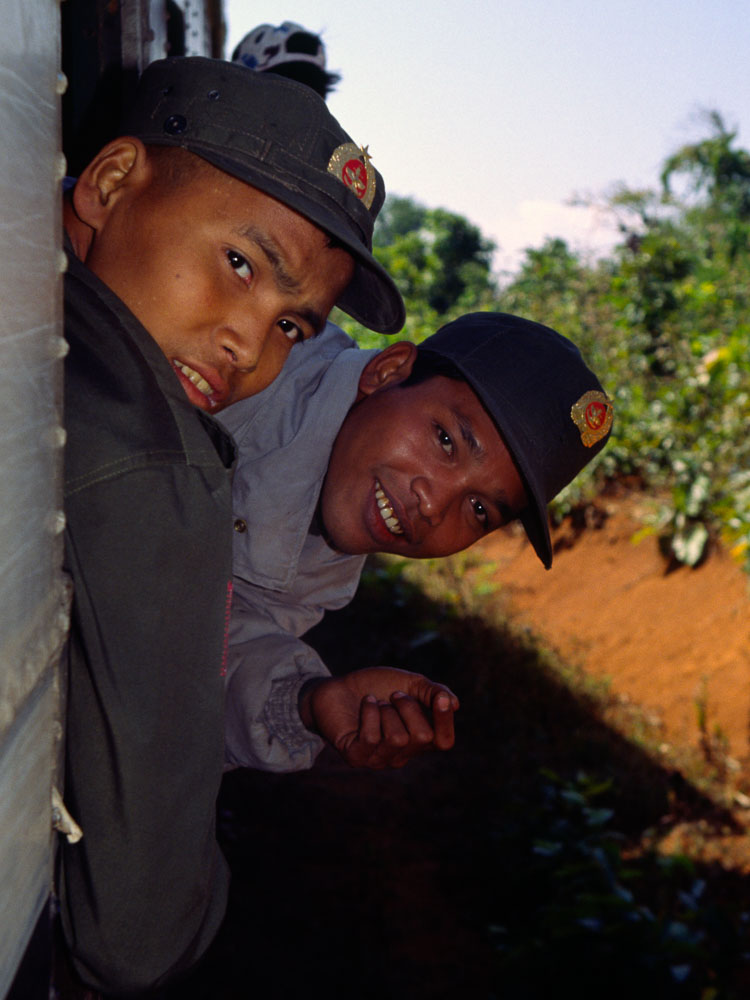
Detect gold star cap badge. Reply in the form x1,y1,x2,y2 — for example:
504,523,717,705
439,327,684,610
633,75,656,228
571,390,614,447
327,143,377,209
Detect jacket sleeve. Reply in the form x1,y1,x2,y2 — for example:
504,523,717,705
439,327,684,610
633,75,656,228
224,538,367,773
59,464,231,994
224,574,329,772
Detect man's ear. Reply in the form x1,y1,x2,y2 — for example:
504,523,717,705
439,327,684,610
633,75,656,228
357,341,418,398
70,137,149,230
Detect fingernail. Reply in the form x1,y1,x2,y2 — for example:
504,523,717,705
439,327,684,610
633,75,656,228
435,694,450,711
392,690,407,699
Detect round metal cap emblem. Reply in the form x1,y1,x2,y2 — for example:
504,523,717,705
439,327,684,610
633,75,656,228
327,143,376,208
571,390,614,447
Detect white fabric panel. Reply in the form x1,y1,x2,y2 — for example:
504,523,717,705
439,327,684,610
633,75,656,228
0,1,68,992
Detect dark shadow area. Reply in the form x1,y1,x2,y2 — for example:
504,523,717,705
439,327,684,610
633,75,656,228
166,0,186,58
6,905,51,1000
61,0,132,177
149,557,750,1000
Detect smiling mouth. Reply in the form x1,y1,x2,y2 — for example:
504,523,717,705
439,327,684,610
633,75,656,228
173,361,215,400
375,480,404,536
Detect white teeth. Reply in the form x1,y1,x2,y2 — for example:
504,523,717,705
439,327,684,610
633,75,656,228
374,480,403,535
173,361,213,397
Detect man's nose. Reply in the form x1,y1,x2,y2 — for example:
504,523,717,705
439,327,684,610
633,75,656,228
217,319,268,373
412,476,448,526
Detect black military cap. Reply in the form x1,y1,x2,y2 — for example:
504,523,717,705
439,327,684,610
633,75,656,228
420,312,614,568
120,57,405,334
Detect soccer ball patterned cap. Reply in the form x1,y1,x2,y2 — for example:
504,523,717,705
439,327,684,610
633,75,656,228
233,21,327,72
419,312,614,568
120,57,405,333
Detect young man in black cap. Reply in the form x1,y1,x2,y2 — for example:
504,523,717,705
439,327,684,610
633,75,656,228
59,56,404,994
219,313,614,773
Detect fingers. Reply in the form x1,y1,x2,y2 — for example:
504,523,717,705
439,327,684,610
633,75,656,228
390,689,456,751
332,674,460,769
357,695,395,750
428,691,457,751
403,674,460,716
349,691,456,769
379,698,413,749
390,692,438,748
354,696,410,768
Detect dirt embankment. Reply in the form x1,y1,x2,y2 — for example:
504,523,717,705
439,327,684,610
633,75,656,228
477,489,750,765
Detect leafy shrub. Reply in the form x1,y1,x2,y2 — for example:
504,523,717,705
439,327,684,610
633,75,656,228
490,771,750,999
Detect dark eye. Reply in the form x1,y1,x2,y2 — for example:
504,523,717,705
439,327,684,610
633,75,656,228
226,249,252,283
278,318,305,343
436,425,453,456
471,498,489,528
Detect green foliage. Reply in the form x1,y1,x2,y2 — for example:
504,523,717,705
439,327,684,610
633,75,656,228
492,771,749,998
373,194,496,314
497,110,750,570
661,110,750,224
335,194,496,349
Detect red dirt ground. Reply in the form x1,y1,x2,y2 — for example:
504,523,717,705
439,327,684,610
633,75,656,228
477,489,750,766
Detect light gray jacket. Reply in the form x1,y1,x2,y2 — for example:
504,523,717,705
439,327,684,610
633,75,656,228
218,323,376,771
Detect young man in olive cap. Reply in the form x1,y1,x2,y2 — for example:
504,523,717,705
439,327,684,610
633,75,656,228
59,56,404,994
218,312,614,773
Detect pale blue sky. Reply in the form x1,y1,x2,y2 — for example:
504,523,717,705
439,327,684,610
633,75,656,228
224,0,749,273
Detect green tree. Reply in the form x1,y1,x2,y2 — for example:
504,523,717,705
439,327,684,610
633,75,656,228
661,110,750,222
373,195,496,316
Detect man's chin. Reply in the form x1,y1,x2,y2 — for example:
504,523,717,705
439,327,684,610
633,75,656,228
317,518,353,556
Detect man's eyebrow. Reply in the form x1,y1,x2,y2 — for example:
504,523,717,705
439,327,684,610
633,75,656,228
239,225,300,293
492,492,515,524
454,410,516,523
298,307,327,335
456,412,485,460
239,225,327,334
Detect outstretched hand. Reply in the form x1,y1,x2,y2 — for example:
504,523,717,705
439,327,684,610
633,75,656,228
300,667,459,769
